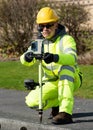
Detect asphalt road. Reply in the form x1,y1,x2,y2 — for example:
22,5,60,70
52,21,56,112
0,89,93,130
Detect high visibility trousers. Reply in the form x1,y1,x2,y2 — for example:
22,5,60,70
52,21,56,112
58,65,81,115
25,68,81,115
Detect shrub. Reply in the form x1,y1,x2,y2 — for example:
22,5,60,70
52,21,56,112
0,0,43,56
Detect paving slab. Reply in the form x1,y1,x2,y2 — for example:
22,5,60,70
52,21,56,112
0,89,93,130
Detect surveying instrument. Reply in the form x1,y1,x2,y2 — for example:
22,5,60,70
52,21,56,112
24,38,44,123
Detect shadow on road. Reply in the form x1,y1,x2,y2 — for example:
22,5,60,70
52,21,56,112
73,112,93,118
73,112,93,123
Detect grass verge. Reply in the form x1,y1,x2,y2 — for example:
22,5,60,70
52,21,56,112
0,60,93,98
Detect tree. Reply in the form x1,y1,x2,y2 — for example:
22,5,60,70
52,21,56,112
0,0,40,56
56,3,90,54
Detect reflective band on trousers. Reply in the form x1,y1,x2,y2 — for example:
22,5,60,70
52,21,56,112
60,75,74,82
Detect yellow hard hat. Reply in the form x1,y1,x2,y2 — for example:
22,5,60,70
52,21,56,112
36,7,59,24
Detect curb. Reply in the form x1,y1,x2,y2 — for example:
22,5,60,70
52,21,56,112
0,118,71,130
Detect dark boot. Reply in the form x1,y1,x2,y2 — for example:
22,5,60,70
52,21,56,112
52,112,73,124
48,106,59,119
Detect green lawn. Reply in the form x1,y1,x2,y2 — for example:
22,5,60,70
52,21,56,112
74,65,93,99
0,60,38,90
0,60,93,98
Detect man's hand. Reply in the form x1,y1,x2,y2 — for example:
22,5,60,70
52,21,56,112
43,52,59,64
24,52,34,62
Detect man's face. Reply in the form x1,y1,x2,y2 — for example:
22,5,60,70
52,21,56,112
38,22,58,39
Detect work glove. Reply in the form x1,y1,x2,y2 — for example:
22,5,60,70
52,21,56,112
43,52,59,64
24,52,34,62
